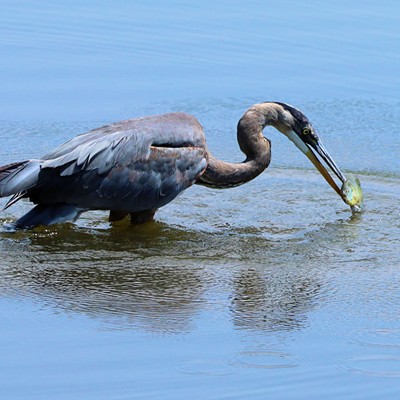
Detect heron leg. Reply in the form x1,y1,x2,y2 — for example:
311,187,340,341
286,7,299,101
109,210,129,222
130,208,157,224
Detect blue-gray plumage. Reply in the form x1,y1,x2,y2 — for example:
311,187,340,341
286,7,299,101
0,102,347,229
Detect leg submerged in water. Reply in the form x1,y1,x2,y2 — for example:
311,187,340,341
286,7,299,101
130,209,157,224
109,210,129,222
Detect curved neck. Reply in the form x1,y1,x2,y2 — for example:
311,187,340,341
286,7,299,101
198,103,284,188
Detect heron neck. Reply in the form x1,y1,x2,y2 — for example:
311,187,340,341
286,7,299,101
197,102,294,188
198,105,275,188
198,152,270,188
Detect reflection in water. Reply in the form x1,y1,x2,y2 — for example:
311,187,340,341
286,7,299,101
27,264,205,334
0,219,326,335
0,225,210,333
231,267,320,332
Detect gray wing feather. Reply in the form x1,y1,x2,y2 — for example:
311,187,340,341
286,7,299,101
42,113,204,161
34,146,207,212
0,160,41,197
1,112,208,214
43,132,141,177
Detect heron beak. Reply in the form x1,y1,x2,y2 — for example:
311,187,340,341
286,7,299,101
304,143,344,196
286,131,345,196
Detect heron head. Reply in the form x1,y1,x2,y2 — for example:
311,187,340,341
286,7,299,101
274,102,346,196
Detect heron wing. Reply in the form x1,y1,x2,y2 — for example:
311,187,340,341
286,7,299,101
35,115,208,211
42,112,206,160
95,146,207,211
42,130,141,176
35,144,207,212
2,112,208,212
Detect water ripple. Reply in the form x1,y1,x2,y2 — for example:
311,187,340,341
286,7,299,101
348,329,400,350
178,359,235,376
232,350,301,369
340,355,400,378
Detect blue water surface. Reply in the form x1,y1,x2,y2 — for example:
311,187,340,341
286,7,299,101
1,0,399,121
1,1,400,399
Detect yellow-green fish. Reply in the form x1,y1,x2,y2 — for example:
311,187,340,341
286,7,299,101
341,174,364,212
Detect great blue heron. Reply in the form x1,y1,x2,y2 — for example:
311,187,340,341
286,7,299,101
0,102,347,229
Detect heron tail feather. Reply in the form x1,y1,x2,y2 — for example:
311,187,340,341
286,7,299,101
0,160,41,198
13,204,85,229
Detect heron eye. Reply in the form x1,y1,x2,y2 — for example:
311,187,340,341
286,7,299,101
302,128,311,136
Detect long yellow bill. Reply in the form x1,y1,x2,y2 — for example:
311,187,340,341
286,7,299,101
286,130,352,198
286,130,364,211
304,149,342,196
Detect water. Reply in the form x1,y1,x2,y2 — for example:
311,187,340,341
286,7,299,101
1,1,400,399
